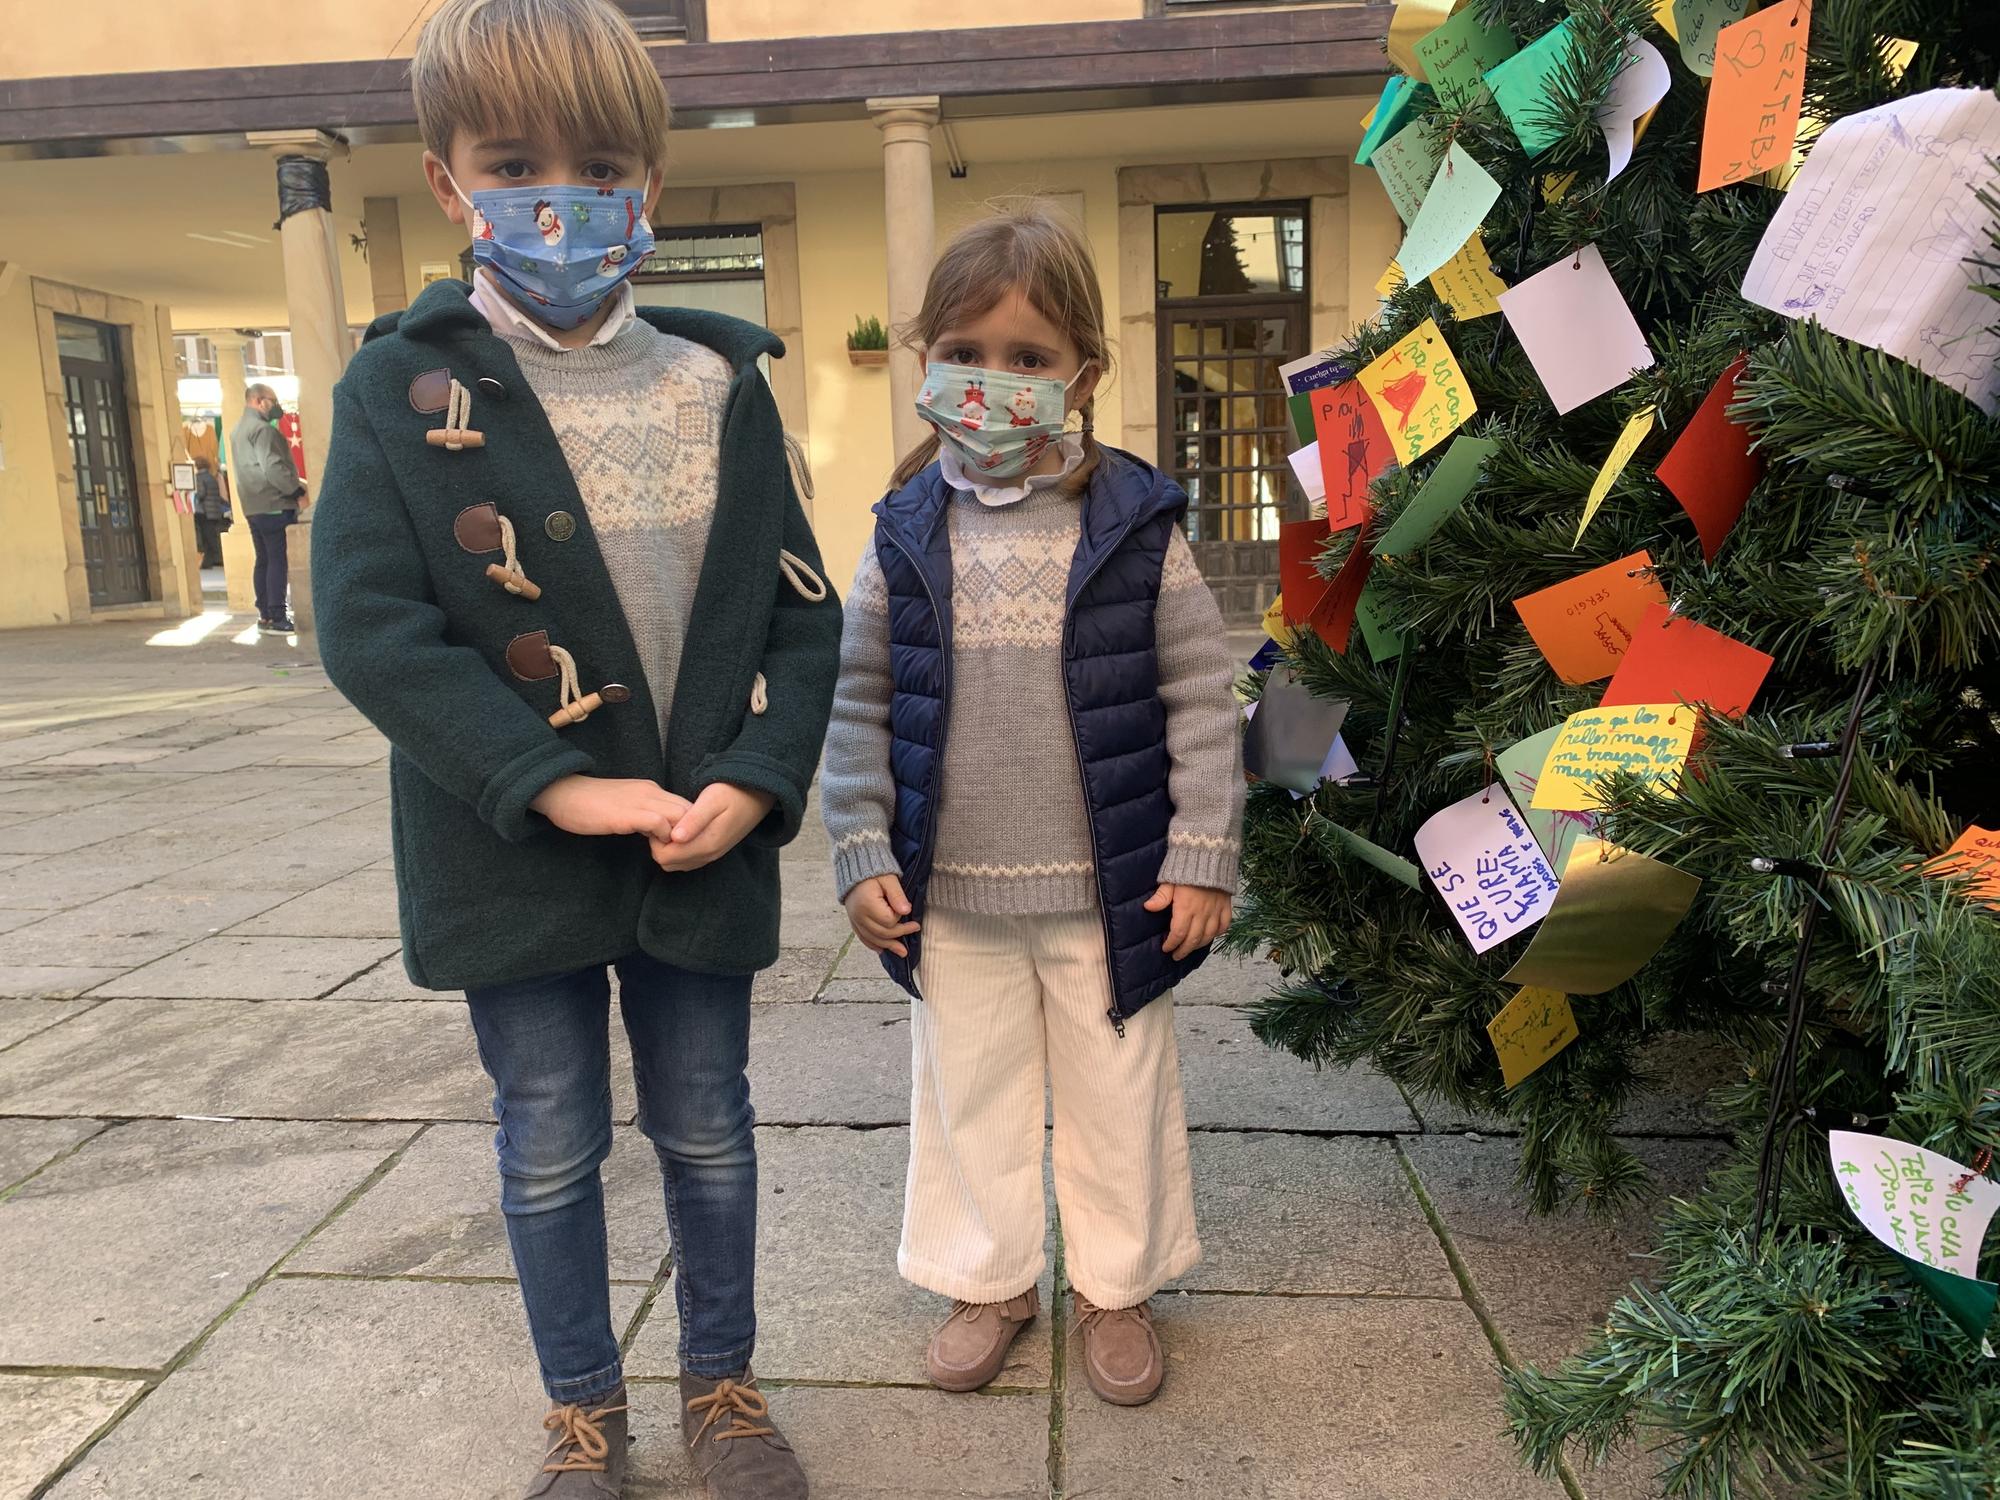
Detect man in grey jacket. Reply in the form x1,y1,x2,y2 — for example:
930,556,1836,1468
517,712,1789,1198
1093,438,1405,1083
231,384,308,631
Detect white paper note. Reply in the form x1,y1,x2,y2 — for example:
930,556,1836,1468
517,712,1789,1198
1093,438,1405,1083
1397,144,1504,286
1742,88,2000,415
1830,1130,2000,1280
1241,705,1361,797
1415,784,1564,953
1280,349,1355,395
1288,442,1327,505
1598,38,1671,181
1499,244,1656,415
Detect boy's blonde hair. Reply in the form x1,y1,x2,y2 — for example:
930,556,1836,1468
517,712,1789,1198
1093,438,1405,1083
412,0,670,170
891,203,1113,492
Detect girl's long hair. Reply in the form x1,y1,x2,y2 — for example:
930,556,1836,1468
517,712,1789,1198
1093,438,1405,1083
889,203,1112,496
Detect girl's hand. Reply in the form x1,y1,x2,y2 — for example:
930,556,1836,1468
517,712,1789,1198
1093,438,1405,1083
648,783,775,873
846,875,920,958
531,775,691,839
1144,883,1233,961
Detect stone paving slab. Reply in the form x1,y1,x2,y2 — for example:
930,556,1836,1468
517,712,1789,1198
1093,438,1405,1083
43,1277,642,1500
0,1117,102,1190
0,1118,408,1368
324,953,438,1000
0,888,286,970
1176,1007,1418,1133
1062,1295,1564,1500
751,944,841,1004
0,1373,143,1500
628,1126,1056,1388
817,973,907,1003
227,870,401,938
0,843,197,913
0,998,497,1120
0,909,48,936
748,1004,912,1125
1176,1133,1455,1296
292,1123,668,1283
0,965,128,999
0,997,94,1049
90,934,401,1000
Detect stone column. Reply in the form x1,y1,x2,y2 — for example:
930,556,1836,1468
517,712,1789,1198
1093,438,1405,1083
866,96,941,463
362,195,410,317
248,128,354,636
213,335,259,617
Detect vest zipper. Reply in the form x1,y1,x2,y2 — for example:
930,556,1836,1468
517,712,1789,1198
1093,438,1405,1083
883,523,951,1003
1062,511,1152,1038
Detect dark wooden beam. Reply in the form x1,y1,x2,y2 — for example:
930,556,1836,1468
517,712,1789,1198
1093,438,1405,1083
0,7,1389,147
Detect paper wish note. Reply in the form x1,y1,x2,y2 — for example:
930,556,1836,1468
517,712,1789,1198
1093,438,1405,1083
1326,820,1424,890
1598,38,1672,181
1357,319,1478,465
1354,585,1404,663
1601,604,1774,719
1279,517,1333,626
1372,117,1445,227
1497,726,1592,872
1531,702,1697,812
1487,986,1579,1088
1698,0,1812,192
1926,825,2000,908
1243,702,1362,796
1309,533,1380,656
1376,261,1408,301
1280,348,1356,397
1260,593,1295,650
1357,76,1430,167
1376,434,1497,558
1414,6,1519,111
1396,144,1503,286
1513,549,1669,685
1499,244,1655,415
1673,0,1750,76
1741,88,2000,415
1655,354,1763,558
1574,406,1655,545
1487,19,1581,158
1244,672,1351,794
1830,1130,2000,1343
1416,785,1564,953
1430,232,1509,321
1502,838,1702,994
1388,0,1454,78
1308,380,1397,530
1287,442,1327,507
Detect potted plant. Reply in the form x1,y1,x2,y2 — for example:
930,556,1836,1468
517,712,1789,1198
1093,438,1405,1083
846,315,890,368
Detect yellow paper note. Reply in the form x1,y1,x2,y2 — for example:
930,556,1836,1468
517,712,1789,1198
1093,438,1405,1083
1429,232,1507,320
1530,702,1697,812
1261,593,1296,648
1360,103,1380,131
1574,406,1656,544
1487,986,1579,1088
1543,170,1578,204
1356,318,1478,466
1882,36,1918,80
1653,0,1680,40
1388,0,1454,77
1376,261,1407,299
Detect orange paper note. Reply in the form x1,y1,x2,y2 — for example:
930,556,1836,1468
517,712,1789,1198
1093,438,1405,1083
1656,354,1763,560
1513,550,1670,685
1357,318,1477,467
1309,532,1379,656
1698,0,1813,192
1279,518,1333,626
1309,380,1396,532
1927,826,2000,908
1600,604,1774,719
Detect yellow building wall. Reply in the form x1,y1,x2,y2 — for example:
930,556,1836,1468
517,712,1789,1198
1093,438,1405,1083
708,0,1139,42
0,271,73,628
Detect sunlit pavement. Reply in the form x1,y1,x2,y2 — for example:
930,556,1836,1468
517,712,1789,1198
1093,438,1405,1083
0,620,1717,1499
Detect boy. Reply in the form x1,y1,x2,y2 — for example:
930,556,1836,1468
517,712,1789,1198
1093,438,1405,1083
311,1,840,1494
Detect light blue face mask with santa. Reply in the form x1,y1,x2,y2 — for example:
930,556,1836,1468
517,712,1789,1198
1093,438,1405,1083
914,361,1090,482
452,177,656,331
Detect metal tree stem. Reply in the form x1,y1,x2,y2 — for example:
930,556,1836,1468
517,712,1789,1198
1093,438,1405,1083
1749,655,1881,1244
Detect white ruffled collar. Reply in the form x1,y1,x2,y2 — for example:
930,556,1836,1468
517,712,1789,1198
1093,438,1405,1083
939,431,1087,507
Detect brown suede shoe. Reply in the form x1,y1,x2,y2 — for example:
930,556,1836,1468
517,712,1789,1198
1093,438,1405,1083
681,1368,807,1499
1074,1295,1165,1406
926,1288,1040,1393
526,1388,628,1497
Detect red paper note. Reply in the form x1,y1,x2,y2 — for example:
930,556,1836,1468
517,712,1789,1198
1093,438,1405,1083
1310,532,1379,655
1600,604,1774,719
1926,825,2000,907
1697,0,1812,192
1309,380,1395,532
1513,550,1670,685
1280,518,1333,627
1655,354,1764,560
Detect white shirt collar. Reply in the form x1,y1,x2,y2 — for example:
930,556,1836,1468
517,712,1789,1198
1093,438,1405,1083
939,432,1088,507
470,268,636,351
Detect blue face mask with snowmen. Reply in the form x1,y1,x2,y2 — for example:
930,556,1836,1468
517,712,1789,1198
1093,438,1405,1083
914,362,1089,482
456,179,655,330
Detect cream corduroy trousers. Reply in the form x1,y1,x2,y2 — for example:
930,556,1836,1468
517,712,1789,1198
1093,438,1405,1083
897,906,1202,1309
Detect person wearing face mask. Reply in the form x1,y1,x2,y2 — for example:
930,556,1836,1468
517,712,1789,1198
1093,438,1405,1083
230,382,307,631
308,2,841,1495
820,207,1244,1409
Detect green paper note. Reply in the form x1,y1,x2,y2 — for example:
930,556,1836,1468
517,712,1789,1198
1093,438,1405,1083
1326,820,1423,889
1900,1253,2000,1345
1487,19,1580,158
1376,435,1496,557
1496,725,1589,874
1396,143,1503,286
1672,0,1750,76
1371,117,1444,227
1355,586,1404,663
1413,6,1519,111
1356,76,1431,167
1288,391,1316,445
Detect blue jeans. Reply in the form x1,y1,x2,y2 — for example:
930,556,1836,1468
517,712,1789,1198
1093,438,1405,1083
246,509,293,621
466,952,758,1403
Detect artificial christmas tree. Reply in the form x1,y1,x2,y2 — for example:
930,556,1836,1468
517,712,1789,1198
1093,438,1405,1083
1232,0,2000,1491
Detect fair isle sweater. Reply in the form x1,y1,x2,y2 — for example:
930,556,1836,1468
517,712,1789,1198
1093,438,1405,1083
822,464,1245,915
486,310,734,748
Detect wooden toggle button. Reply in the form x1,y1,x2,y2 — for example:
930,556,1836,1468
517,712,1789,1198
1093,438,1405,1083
548,682,630,728
426,428,486,451
484,563,543,600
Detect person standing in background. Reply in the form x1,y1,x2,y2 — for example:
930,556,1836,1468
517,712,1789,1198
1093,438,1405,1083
191,456,230,569
231,383,307,631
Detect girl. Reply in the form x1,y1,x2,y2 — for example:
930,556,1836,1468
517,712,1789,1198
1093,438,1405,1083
821,207,1244,1406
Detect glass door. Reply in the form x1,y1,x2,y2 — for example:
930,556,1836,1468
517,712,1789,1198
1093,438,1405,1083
57,316,148,608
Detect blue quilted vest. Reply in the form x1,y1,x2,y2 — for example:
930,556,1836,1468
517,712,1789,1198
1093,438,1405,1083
872,446,1213,1030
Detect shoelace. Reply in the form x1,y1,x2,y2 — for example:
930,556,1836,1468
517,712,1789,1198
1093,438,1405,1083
541,1398,627,1474
1075,1297,1152,1333
686,1378,778,1445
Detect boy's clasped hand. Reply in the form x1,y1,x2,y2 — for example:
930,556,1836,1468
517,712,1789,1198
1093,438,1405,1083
529,774,774,873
